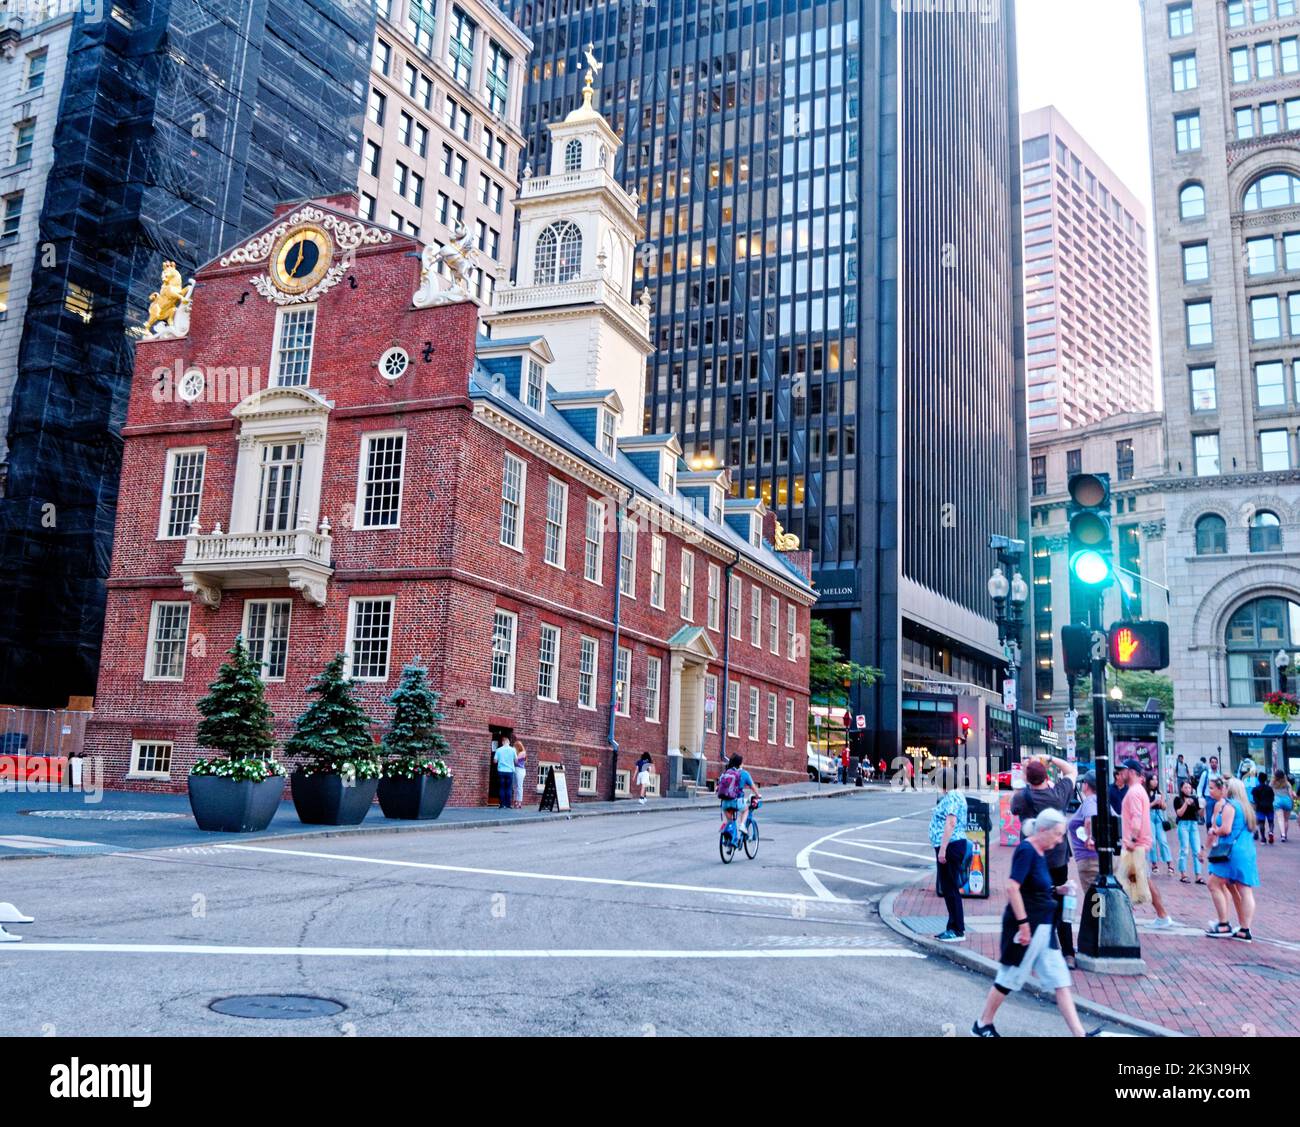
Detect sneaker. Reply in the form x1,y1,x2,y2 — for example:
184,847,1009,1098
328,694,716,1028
0,902,33,924
0,926,21,943
1085,1027,1105,1037
1148,916,1175,930
638,797,646,805
971,1021,999,1038
934,930,966,943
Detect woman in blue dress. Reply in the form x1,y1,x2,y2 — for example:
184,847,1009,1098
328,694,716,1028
1204,777,1259,942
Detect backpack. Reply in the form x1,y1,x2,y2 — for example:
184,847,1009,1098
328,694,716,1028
717,768,742,800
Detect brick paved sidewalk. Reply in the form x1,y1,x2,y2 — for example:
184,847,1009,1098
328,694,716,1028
889,815,1299,1037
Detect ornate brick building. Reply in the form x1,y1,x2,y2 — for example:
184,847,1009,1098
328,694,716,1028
84,174,814,803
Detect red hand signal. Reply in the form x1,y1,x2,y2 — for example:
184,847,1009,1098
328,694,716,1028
1114,628,1140,665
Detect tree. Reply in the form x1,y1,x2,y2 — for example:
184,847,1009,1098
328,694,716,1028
1072,669,1175,749
284,654,380,778
381,662,452,778
808,617,883,709
195,636,276,760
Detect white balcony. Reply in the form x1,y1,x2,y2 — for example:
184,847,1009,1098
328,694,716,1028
519,167,640,223
492,273,650,339
176,522,333,609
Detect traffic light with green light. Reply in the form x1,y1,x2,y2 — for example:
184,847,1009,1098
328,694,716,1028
1067,472,1113,589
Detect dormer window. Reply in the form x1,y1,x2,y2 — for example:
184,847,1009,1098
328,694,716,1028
600,408,617,457
564,138,583,171
750,515,761,548
525,356,545,412
660,452,676,496
709,485,723,524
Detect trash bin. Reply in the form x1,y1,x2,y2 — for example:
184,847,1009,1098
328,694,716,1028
934,797,992,900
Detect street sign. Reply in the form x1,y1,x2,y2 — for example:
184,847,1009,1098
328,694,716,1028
1064,710,1077,733
1108,620,1170,671
1002,679,1017,711
855,714,866,730
1065,731,1077,759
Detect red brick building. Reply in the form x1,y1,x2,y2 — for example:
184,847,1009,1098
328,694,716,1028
85,187,816,805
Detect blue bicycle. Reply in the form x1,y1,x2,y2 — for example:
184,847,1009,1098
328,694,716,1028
719,796,761,863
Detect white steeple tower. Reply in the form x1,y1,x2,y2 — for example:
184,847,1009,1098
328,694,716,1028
483,47,651,435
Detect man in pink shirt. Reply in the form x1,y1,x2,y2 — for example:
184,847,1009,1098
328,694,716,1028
1119,758,1175,929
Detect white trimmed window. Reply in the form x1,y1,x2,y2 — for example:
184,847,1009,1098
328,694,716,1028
660,451,676,495
129,740,173,779
256,441,304,532
537,623,560,701
729,575,742,637
491,608,518,692
272,305,316,387
707,563,721,631
619,518,637,597
767,692,778,744
535,759,560,792
785,697,795,747
579,764,597,795
679,549,695,620
705,673,719,733
357,432,405,528
584,498,605,583
145,601,190,681
243,599,291,681
578,636,598,709
748,687,760,740
600,408,617,457
615,769,630,797
750,585,761,647
769,595,780,653
160,448,205,539
650,534,666,608
787,605,797,660
348,597,394,681
544,477,567,568
616,645,632,715
500,453,525,550
645,655,661,722
727,680,740,737
525,357,545,412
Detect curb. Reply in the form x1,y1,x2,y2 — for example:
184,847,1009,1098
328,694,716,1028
0,782,882,860
877,879,1184,1039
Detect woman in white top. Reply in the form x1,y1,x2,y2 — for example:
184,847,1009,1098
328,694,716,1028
512,738,528,809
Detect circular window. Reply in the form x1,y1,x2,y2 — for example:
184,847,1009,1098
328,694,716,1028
178,368,205,403
379,348,409,380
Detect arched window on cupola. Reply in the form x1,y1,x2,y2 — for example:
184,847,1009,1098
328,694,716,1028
564,138,583,172
534,220,583,285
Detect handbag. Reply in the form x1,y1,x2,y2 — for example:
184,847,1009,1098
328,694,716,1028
1208,836,1232,863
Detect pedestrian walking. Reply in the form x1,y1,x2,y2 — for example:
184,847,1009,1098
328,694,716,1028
634,751,653,804
1197,755,1221,834
1252,773,1275,844
512,737,528,809
1175,754,1190,789
1174,779,1205,885
493,738,517,810
929,766,970,943
972,809,1100,1038
1272,769,1294,842
1010,755,1078,964
1146,772,1175,876
1205,777,1259,942
1066,770,1099,895
0,901,33,943
1115,758,1176,928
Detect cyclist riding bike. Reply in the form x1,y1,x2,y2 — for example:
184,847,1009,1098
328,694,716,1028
718,754,761,841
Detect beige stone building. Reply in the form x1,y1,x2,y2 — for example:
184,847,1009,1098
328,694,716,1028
360,0,531,306
1140,0,1300,773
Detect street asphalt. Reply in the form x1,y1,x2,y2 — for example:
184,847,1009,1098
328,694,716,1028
0,789,1126,1037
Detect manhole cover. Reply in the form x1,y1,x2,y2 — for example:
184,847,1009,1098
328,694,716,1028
210,995,346,1020
23,809,190,822
1231,963,1300,982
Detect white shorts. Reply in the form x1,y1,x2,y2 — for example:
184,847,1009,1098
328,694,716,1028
994,924,1072,993
636,771,649,785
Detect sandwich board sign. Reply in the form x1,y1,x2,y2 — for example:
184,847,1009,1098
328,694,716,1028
539,764,570,813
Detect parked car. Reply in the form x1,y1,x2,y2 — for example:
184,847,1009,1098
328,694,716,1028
807,744,838,782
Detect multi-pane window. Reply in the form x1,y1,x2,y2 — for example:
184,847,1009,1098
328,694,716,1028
534,221,582,284
616,645,631,715
544,477,567,567
1237,107,1255,140
25,51,46,91
1191,365,1217,411
368,87,386,125
500,453,525,550
364,139,381,177
537,624,560,701
578,765,597,795
348,597,393,681
584,498,604,583
257,442,303,532
565,138,583,171
274,307,316,387
1171,52,1197,91
448,7,477,86
244,599,291,681
486,41,510,115
750,585,761,647
729,575,742,637
1186,300,1213,346
578,637,598,709
705,674,719,733
1257,361,1286,407
1179,183,1205,219
1287,233,1300,272
130,740,173,778
404,0,437,53
13,120,35,165
1116,439,1135,482
443,96,471,140
1248,236,1277,275
767,693,778,744
1283,37,1299,74
769,596,780,653
1231,46,1251,83
1196,514,1228,555
727,680,740,737
1194,433,1220,477
650,534,666,607
748,687,760,740
1261,429,1291,471
1250,511,1283,552
600,409,617,457
478,175,504,214
2,192,22,238
1257,42,1276,80
1261,103,1280,135
525,357,545,411
1175,111,1201,152
707,563,721,630
784,698,795,747
679,549,694,619
645,655,661,722
146,602,190,681
1168,2,1193,36
161,448,205,538
1251,295,1282,340
374,38,391,74
1182,243,1209,282
787,605,797,660
620,518,637,596
1066,448,1082,476
491,609,517,692
359,433,405,528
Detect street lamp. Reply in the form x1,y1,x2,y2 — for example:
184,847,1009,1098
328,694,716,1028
1275,649,1291,694
1109,686,1124,701
989,560,1029,781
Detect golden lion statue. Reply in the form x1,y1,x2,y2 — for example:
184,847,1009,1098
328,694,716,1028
144,261,193,333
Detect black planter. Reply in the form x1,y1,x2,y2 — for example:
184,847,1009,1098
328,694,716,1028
377,774,454,820
188,774,285,833
290,770,379,826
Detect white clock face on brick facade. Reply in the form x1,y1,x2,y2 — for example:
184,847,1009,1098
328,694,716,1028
270,224,333,294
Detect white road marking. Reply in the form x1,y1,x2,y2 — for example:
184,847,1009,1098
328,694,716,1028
836,840,933,861
3,942,922,960
0,835,112,850
810,868,883,888
795,811,930,900
219,843,845,904
811,849,916,874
